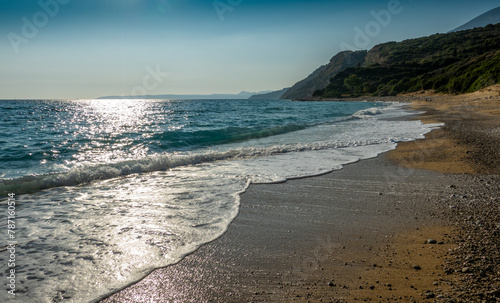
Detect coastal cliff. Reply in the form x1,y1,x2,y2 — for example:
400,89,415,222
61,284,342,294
281,7,500,100
316,23,500,98
281,50,367,100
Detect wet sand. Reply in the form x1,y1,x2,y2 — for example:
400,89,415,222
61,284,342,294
101,85,500,302
101,155,462,303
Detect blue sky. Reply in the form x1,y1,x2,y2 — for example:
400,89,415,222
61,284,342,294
0,0,498,99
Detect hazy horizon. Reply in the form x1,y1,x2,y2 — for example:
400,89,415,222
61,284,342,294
1,0,498,99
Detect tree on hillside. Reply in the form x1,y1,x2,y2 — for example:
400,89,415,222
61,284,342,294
344,74,363,95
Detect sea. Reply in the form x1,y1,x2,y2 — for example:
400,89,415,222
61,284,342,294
0,99,441,302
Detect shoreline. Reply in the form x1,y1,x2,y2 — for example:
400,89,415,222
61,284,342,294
101,86,500,302
102,154,460,302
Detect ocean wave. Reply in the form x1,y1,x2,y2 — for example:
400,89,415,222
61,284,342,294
0,139,389,197
350,107,384,119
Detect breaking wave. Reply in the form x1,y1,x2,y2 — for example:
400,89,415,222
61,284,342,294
0,138,395,196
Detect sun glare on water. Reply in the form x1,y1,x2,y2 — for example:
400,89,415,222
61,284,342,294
86,99,150,126
68,99,155,166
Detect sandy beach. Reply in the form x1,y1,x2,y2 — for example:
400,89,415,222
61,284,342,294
101,86,500,302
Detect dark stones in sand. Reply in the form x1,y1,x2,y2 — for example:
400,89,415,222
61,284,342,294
328,281,335,287
444,175,500,301
369,285,375,290
427,239,438,244
413,264,422,270
489,289,500,297
425,291,435,299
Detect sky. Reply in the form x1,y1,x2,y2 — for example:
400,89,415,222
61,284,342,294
0,0,498,99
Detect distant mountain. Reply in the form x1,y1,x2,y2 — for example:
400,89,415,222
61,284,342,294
281,50,367,100
249,88,290,99
317,23,500,98
97,91,269,100
451,7,500,32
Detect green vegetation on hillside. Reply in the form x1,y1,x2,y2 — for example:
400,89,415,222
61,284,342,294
315,24,500,98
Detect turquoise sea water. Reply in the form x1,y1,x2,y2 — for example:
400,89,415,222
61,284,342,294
0,99,441,302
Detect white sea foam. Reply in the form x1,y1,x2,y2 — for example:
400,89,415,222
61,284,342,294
351,107,384,119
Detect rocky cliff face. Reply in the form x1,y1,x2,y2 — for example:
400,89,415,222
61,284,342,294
363,44,391,66
281,50,367,100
